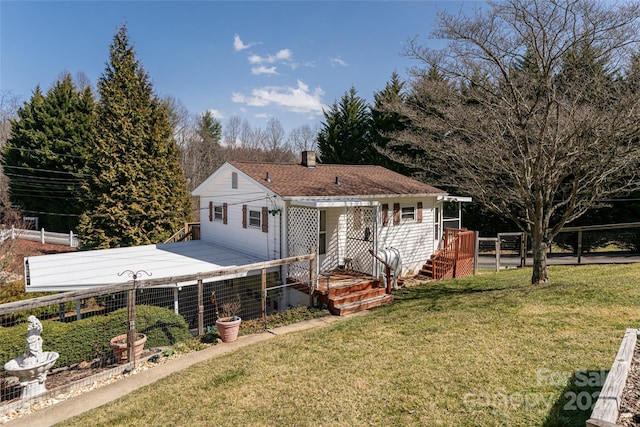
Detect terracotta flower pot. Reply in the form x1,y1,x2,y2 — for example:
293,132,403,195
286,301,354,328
110,333,147,364
216,317,241,342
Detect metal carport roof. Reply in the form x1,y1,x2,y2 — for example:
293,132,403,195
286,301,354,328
25,240,268,293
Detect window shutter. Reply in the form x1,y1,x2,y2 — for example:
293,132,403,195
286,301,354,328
242,205,247,228
393,203,400,225
223,203,228,225
208,201,213,222
262,207,268,233
382,204,389,227
417,202,423,223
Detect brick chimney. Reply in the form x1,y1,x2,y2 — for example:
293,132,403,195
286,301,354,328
301,151,316,168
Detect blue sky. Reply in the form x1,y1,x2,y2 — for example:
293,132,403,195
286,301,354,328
1,1,478,134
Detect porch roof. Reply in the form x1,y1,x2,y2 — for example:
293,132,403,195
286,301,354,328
289,199,379,208
25,240,267,293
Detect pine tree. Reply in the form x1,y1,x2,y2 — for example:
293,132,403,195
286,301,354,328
317,87,374,164
370,72,418,174
78,25,191,249
2,75,94,231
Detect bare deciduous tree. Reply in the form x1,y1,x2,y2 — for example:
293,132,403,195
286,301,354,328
287,124,319,153
223,115,242,148
393,0,640,284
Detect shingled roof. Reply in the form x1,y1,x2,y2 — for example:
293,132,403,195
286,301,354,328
229,160,446,198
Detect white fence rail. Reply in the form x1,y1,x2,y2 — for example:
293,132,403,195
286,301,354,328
0,227,78,247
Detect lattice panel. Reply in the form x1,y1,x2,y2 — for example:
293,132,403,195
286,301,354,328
287,207,319,280
345,206,376,275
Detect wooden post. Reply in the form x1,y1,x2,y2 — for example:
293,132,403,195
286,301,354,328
309,247,317,306
473,231,479,275
453,233,460,278
197,279,204,336
577,229,583,265
520,232,526,267
127,288,136,365
385,265,392,294
261,267,267,322
495,238,501,272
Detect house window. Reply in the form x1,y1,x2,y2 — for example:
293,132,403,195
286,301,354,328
231,172,238,189
401,206,416,222
319,210,327,255
248,209,261,228
213,205,223,221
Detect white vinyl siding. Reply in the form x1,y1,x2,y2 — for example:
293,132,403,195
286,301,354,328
378,197,436,275
197,165,282,260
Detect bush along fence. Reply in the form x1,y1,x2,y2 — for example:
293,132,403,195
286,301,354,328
0,227,79,248
0,252,316,410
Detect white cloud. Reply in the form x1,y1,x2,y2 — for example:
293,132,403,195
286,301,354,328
233,34,258,51
248,49,292,64
231,80,326,115
254,113,269,119
251,66,278,75
330,56,348,67
208,109,224,119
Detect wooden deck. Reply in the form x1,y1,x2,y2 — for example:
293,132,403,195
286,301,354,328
315,269,380,295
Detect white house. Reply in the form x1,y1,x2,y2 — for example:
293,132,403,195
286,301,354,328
192,151,470,281
23,151,471,318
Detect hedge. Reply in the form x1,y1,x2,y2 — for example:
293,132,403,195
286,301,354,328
0,305,192,370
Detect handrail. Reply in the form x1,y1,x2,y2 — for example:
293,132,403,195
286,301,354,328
164,222,200,244
368,250,393,294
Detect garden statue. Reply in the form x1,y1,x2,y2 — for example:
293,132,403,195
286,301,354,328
3,316,59,399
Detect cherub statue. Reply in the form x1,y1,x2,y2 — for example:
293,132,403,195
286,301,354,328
22,315,44,365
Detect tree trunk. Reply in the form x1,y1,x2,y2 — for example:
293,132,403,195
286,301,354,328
531,233,549,284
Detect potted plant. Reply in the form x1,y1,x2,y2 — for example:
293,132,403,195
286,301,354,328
110,332,147,364
211,292,242,342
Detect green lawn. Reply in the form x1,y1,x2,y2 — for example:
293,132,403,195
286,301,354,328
58,264,640,427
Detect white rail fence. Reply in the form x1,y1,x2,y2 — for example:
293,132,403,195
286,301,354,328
0,227,78,248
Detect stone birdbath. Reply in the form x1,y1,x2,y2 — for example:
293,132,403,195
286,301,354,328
3,316,59,399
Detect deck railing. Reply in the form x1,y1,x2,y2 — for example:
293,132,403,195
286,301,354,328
431,228,476,280
164,222,201,244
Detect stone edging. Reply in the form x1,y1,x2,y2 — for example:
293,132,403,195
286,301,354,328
0,350,162,417
587,328,637,427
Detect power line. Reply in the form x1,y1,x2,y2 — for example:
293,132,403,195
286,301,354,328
2,145,89,160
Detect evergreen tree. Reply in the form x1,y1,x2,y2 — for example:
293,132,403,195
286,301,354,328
2,74,94,231
78,25,191,249
317,87,374,164
371,72,423,175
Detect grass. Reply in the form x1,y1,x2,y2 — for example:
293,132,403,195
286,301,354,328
56,264,640,427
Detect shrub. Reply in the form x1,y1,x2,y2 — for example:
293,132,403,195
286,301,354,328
0,305,192,369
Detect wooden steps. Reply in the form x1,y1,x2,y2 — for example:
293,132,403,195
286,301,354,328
331,294,394,316
418,254,454,279
321,277,394,316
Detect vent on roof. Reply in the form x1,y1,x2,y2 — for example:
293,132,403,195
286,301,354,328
265,171,271,182
335,176,341,185
301,151,316,168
